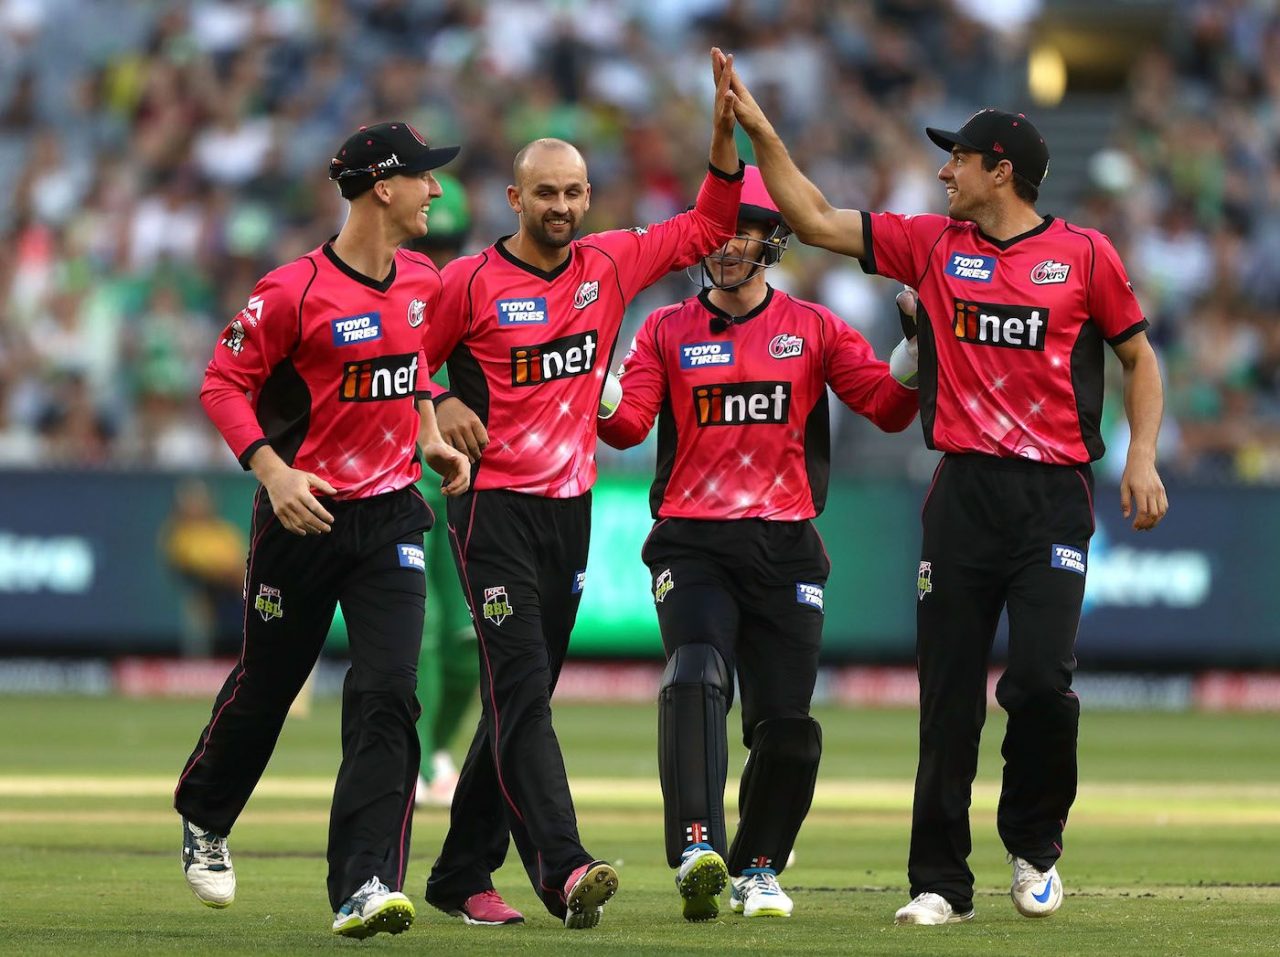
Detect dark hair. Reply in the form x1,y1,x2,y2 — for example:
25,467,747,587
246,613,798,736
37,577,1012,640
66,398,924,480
981,152,1039,205
338,175,375,199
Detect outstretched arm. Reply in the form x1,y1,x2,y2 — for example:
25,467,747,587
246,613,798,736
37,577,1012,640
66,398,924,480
716,50,866,257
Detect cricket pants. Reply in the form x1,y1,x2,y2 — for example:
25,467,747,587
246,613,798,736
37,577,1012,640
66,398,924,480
425,488,593,919
174,485,431,911
909,453,1094,911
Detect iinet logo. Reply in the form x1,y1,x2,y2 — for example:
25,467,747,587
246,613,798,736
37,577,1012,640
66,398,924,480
693,381,790,426
952,298,1049,351
510,330,598,386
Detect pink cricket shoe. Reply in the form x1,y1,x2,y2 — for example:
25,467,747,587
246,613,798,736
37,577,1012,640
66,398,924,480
447,889,524,926
563,860,619,930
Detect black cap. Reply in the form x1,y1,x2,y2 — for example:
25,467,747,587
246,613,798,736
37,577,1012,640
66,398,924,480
328,122,459,196
925,109,1049,187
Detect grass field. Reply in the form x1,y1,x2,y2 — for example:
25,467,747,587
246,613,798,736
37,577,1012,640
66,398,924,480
1,695,1278,955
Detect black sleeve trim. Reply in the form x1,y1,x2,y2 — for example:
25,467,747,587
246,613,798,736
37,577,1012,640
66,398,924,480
238,438,270,471
708,159,745,181
857,213,877,275
1107,318,1149,347
431,390,456,407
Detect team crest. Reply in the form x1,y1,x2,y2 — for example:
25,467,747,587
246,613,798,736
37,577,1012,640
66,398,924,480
769,333,804,359
407,298,426,328
1031,260,1071,284
917,562,933,601
483,586,513,626
654,569,673,604
574,281,599,310
255,584,283,621
221,319,246,355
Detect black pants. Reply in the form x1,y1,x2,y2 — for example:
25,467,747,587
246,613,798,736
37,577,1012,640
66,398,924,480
643,519,829,747
910,454,1094,911
426,489,592,919
174,486,431,912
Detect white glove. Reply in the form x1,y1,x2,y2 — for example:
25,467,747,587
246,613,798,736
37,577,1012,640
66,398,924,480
890,337,919,389
599,371,623,418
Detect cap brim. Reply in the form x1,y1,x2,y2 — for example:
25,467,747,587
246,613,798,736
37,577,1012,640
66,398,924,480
925,127,982,154
401,144,461,173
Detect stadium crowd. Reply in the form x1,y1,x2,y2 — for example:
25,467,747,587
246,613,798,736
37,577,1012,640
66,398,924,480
0,0,1276,482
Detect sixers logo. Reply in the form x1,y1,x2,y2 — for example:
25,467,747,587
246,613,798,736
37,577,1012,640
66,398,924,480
1031,260,1071,284
769,333,804,359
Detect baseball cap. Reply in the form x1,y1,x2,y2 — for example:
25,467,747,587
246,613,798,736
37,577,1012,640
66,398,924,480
328,122,460,196
925,109,1050,187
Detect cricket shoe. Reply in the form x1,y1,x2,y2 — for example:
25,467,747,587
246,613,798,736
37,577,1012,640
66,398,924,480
1010,857,1063,917
181,818,235,908
332,877,415,939
893,892,975,925
433,888,524,926
563,860,619,929
729,868,793,918
676,843,728,922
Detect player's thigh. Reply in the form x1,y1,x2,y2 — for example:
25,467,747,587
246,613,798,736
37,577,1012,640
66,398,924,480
737,587,824,742
340,536,427,694
645,553,741,666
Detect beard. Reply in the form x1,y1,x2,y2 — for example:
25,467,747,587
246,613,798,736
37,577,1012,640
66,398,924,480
526,212,581,249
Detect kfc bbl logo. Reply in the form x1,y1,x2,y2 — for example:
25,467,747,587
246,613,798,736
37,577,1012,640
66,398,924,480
654,569,673,603
483,586,513,626
255,584,283,621
917,562,933,601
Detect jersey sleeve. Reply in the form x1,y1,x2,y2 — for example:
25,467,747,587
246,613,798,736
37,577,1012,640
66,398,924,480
596,309,670,450
1089,232,1149,344
419,255,476,398
822,308,918,433
858,212,950,288
199,268,304,468
588,163,743,302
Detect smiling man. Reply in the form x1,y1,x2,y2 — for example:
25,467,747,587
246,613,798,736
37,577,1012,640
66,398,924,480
719,55,1168,928
416,50,744,932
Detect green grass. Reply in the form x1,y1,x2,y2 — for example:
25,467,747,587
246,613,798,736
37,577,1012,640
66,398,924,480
1,696,1278,955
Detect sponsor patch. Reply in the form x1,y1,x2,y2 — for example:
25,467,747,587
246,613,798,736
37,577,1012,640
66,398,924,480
953,298,1049,350
331,312,383,346
482,586,513,625
497,297,548,326
511,330,597,386
1051,544,1086,575
693,381,790,426
339,353,418,401
680,341,735,369
397,544,425,571
407,298,426,328
574,281,599,309
240,295,264,327
945,253,996,282
1031,260,1071,285
917,561,933,601
221,319,246,355
255,584,283,621
796,582,824,612
769,334,804,359
573,569,586,594
654,568,673,603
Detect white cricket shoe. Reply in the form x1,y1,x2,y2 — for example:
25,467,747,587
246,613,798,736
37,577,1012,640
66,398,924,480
894,892,975,925
1010,857,1063,917
729,868,793,918
331,876,415,938
675,844,728,922
181,818,235,908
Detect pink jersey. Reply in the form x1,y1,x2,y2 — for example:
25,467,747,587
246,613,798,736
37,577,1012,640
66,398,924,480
861,213,1147,464
424,165,742,497
598,287,917,520
201,243,442,499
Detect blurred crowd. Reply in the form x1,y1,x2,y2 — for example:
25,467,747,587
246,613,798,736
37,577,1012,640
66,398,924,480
0,0,1277,482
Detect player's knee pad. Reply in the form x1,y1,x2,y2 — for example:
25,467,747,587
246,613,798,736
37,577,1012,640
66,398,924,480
658,643,731,866
728,716,822,875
